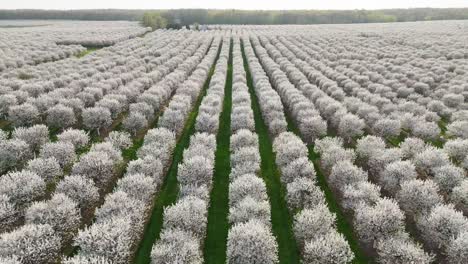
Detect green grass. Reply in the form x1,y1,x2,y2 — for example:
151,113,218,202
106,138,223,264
133,41,223,264
241,40,301,264
438,118,448,135
385,130,408,147
18,72,34,80
48,126,61,142
76,47,100,58
203,38,233,264
0,120,12,134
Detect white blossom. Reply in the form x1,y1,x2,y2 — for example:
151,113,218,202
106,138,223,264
303,232,354,264
227,219,279,264
57,129,89,149
0,195,18,233
7,103,40,127
25,193,80,241
151,228,202,264
447,231,468,264
451,180,468,214
46,104,76,129
397,179,442,217
105,131,132,150
163,196,207,238
354,198,405,243
229,196,271,226
26,157,62,183
376,235,433,264
71,151,114,187
0,170,46,207
74,217,134,264
0,224,61,263
82,107,112,134
12,124,49,152
229,174,267,206
293,205,336,246
418,204,468,250
55,174,99,212
39,141,76,168
0,139,31,173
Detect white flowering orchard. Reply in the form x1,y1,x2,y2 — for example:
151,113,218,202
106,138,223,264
1,21,467,264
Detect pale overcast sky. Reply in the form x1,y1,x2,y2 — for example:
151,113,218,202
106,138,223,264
1,0,468,10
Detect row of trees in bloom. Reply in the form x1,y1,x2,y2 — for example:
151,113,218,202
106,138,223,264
226,36,279,263
0,30,219,263
1,22,467,263
0,21,150,72
241,25,467,263
150,36,228,263
65,33,221,263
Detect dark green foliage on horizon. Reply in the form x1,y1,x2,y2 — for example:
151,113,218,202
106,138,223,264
141,12,167,30
1,8,468,25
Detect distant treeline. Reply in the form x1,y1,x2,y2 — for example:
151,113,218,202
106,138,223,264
1,8,468,24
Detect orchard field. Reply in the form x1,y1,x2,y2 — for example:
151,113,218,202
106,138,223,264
0,20,467,264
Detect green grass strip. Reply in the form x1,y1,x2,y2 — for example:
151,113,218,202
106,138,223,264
241,40,300,264
133,41,223,264
0,120,12,134
283,100,371,264
76,47,100,58
203,38,233,264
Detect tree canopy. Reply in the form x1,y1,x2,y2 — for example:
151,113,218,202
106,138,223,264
1,8,468,25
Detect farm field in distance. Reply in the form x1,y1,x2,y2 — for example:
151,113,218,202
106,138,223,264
0,19,467,264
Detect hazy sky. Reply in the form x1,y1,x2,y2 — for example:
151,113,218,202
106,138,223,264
2,0,468,10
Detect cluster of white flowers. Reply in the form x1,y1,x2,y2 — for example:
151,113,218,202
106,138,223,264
0,134,33,173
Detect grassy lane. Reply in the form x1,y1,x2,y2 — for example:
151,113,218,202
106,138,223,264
283,107,371,264
0,120,11,131
133,42,223,264
241,40,300,264
76,47,100,58
203,38,233,264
